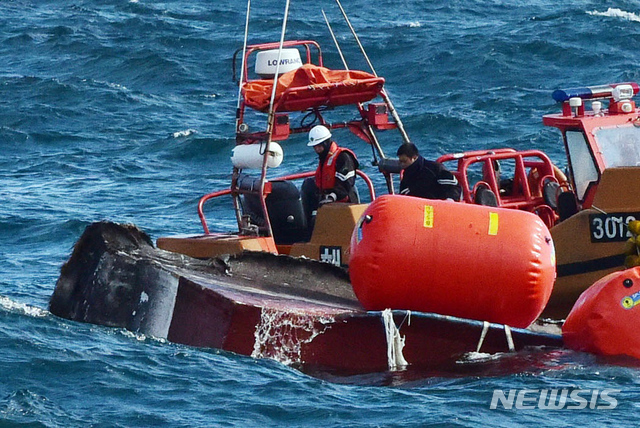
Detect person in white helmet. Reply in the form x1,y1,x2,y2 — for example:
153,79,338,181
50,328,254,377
301,125,359,225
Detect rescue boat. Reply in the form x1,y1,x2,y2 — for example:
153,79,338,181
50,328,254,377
434,83,640,318
154,35,559,326
49,2,567,377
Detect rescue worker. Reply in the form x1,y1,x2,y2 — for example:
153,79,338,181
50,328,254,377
397,142,461,200
301,125,359,226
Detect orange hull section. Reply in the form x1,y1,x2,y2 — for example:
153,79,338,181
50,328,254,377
348,195,556,328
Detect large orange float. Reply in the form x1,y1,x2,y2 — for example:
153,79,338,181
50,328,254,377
348,195,556,328
563,266,640,359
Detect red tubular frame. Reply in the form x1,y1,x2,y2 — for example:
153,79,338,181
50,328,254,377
198,170,376,235
438,149,560,228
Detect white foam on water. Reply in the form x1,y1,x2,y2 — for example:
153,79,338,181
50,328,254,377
456,351,506,364
587,8,640,23
172,129,197,138
251,308,334,366
120,329,150,342
0,295,48,318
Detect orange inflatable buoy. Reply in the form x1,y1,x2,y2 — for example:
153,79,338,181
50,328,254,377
349,195,556,328
563,267,640,359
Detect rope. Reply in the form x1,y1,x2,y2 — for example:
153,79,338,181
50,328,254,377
504,324,515,352
382,309,408,371
591,205,608,215
476,321,490,353
397,310,412,329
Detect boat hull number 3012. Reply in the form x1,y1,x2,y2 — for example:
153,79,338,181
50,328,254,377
589,213,640,242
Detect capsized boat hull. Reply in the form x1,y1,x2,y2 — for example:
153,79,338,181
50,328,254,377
50,222,562,376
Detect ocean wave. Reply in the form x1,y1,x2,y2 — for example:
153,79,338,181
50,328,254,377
172,129,197,138
587,8,640,23
0,295,48,318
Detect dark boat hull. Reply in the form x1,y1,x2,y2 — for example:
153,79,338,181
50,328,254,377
50,222,563,376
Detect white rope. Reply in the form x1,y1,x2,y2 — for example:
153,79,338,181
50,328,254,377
476,321,490,353
382,309,408,371
504,324,515,352
591,205,607,215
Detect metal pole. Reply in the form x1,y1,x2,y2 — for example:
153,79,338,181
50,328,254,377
321,8,386,159
321,9,348,70
324,5,394,193
334,0,411,144
235,0,252,129
259,0,292,238
231,0,252,232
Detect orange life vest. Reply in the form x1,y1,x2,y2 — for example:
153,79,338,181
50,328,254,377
314,142,356,201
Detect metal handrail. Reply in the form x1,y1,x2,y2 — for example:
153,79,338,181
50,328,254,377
198,170,376,235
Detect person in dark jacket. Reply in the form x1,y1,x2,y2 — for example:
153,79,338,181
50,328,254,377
307,125,359,205
396,142,461,200
301,125,359,226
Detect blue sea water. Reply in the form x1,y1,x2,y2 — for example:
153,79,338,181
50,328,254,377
2,0,640,426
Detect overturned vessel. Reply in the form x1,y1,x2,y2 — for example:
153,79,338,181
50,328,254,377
51,221,562,375
49,3,577,377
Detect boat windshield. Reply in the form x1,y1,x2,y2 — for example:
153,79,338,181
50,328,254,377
566,130,599,200
596,124,640,168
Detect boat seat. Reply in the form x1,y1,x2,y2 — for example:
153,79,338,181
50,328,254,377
557,190,579,221
542,178,561,210
301,177,360,231
474,185,499,207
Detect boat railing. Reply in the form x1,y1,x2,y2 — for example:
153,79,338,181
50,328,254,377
440,149,562,227
197,170,376,235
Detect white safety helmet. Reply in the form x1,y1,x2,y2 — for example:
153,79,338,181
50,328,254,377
307,125,332,147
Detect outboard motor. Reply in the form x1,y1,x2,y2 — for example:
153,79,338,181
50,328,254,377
242,177,310,244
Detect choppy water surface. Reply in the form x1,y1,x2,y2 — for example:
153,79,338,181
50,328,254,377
2,1,640,426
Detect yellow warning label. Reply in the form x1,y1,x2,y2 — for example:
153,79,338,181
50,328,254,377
488,212,499,235
424,205,434,228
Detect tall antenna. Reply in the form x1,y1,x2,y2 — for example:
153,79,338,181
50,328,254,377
235,0,252,132
334,0,411,144
259,0,293,238
322,9,349,70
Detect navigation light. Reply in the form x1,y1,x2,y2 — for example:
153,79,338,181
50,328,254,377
552,82,640,103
